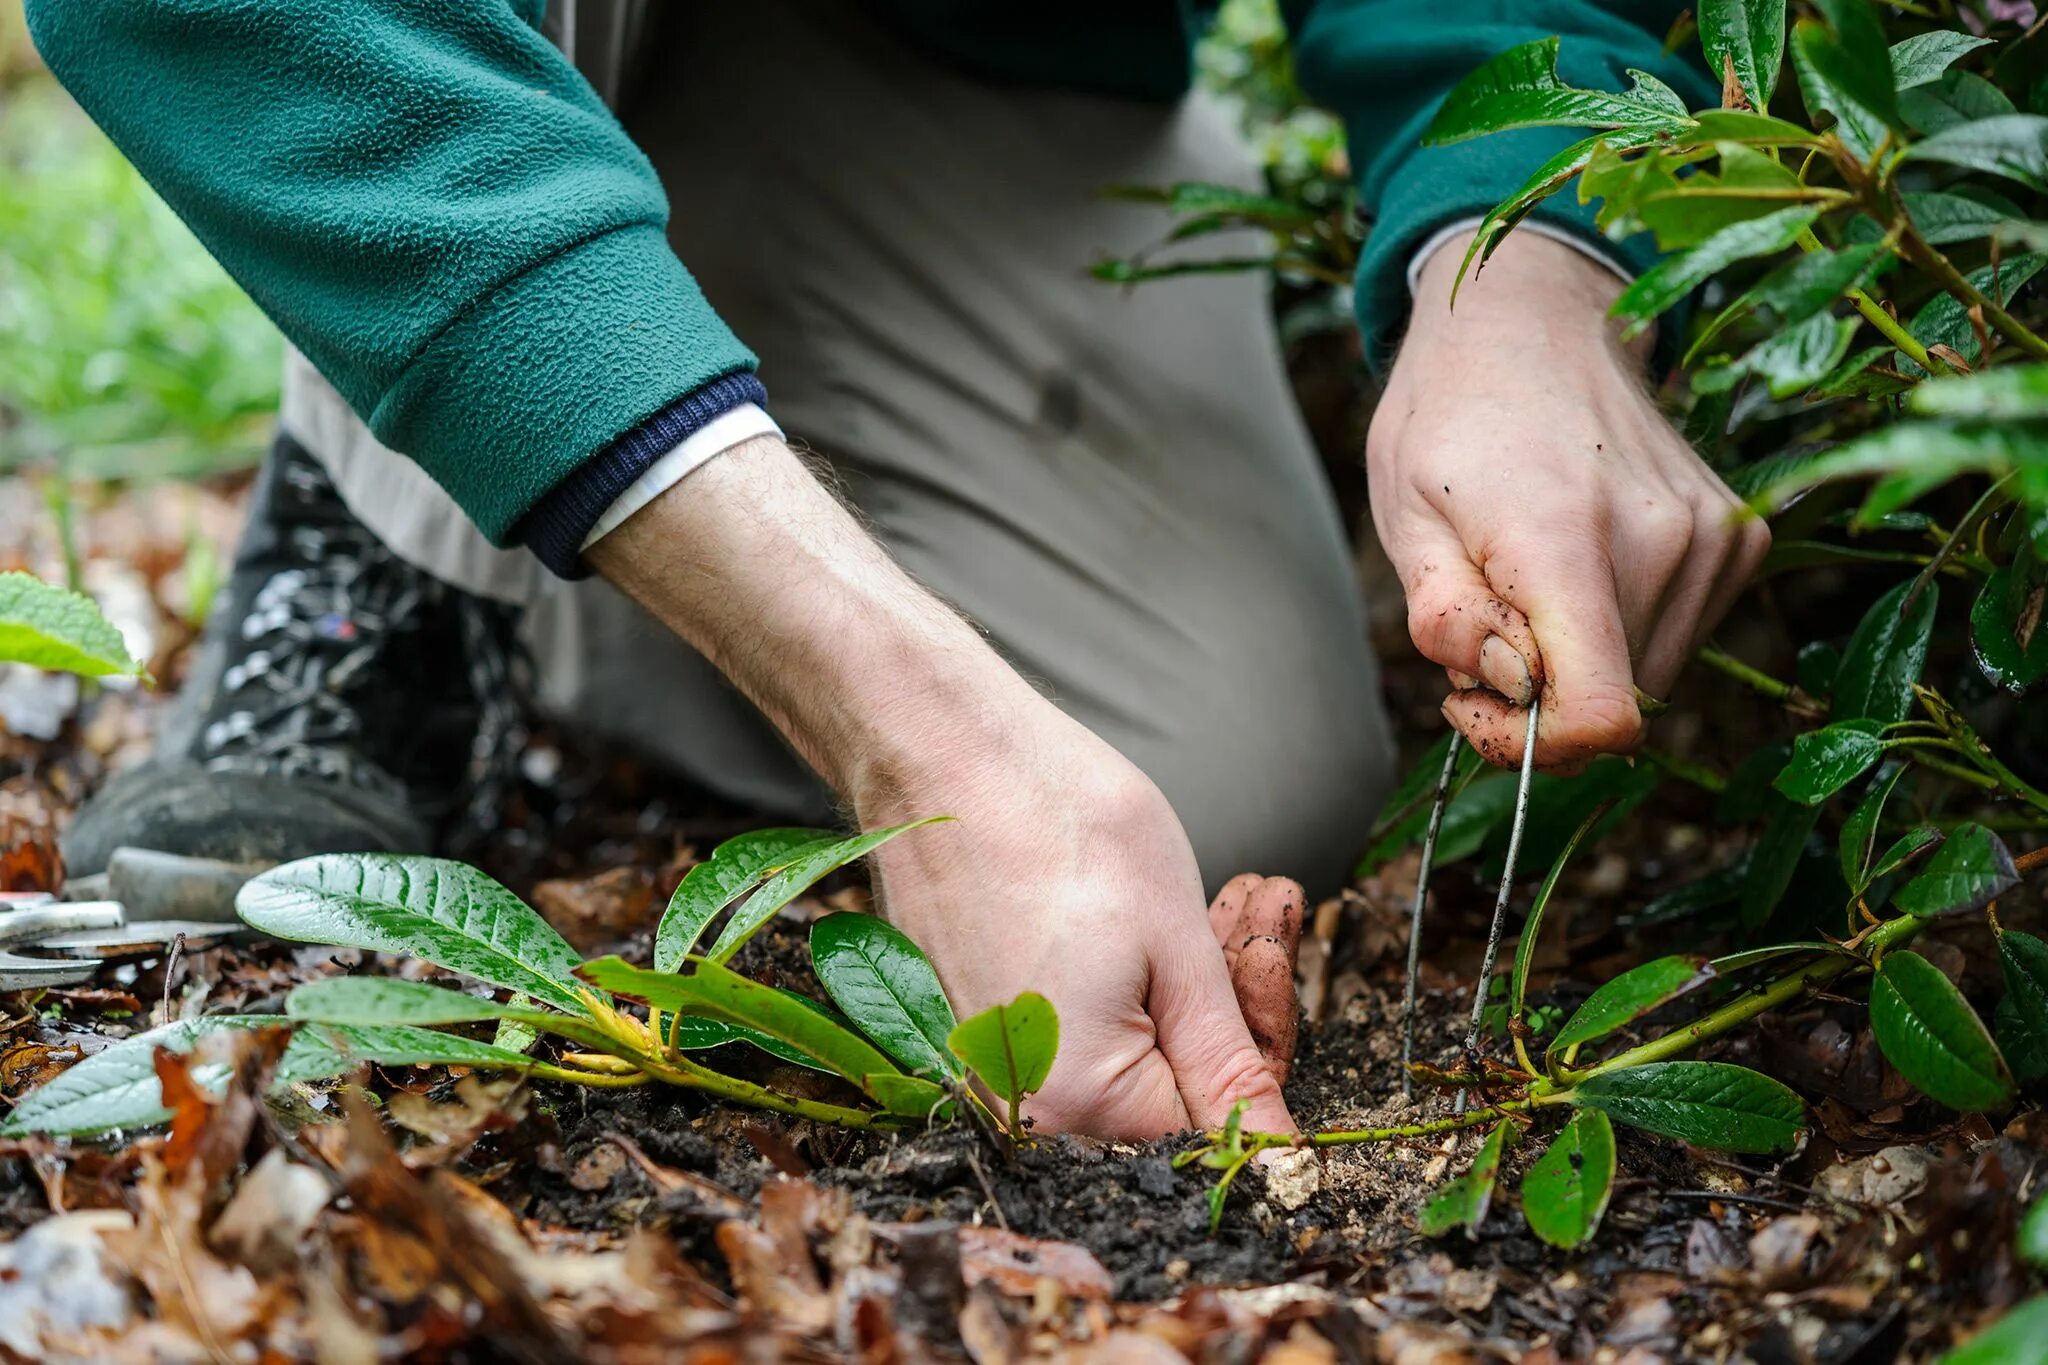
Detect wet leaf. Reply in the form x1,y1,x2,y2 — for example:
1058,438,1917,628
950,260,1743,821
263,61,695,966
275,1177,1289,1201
1521,1110,1616,1250
654,828,834,972
1998,931,2048,1086
1611,206,1822,339
275,1022,544,1087
1699,0,1786,110
1840,764,1907,891
1869,950,2013,1111
1552,956,1717,1055
1902,189,2034,246
1573,1061,1806,1153
237,854,591,1016
0,1016,269,1137
1888,32,1993,91
1971,565,2048,693
1905,114,2048,193
860,1073,952,1120
1834,580,1938,725
1774,720,1888,805
1423,38,1693,147
1417,1120,1517,1239
1741,798,1823,931
947,993,1059,1106
1800,0,1904,133
0,570,148,679
1892,823,2018,918
1907,71,2019,138
706,820,946,964
810,913,960,1080
579,956,901,1086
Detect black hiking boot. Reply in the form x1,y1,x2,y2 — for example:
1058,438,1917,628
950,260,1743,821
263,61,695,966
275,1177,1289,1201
63,434,525,877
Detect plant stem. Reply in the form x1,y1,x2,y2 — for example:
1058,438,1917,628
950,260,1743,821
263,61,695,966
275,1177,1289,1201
1697,646,1826,717
626,1051,895,1129
1900,233,2048,363
1565,915,1924,1081
1794,226,1946,374
1639,746,1727,793
529,1062,652,1088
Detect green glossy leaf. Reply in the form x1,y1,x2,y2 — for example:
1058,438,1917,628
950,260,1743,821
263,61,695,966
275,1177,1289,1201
1940,1296,2048,1365
1902,70,2018,135
578,956,901,1087
1700,0,1786,110
1455,130,1664,298
1903,190,2035,246
1552,956,1717,1054
1692,242,1891,362
1417,1119,1518,1238
1748,422,2048,517
706,819,946,964
237,855,589,1015
654,828,834,972
1999,931,2048,1086
1906,114,2048,192
1836,581,1939,724
1695,312,1858,399
1611,205,1821,338
1639,143,1812,249
1907,255,2048,373
1102,181,1320,225
1868,825,1945,896
810,912,961,1080
1357,732,1487,876
1792,19,1885,158
275,1021,543,1086
0,570,147,679
1889,32,1994,91
1869,950,2014,1111
0,1016,272,1137
860,1072,953,1120
1741,797,1824,931
1774,719,1888,805
1573,1061,1806,1153
287,976,521,1026
1424,38,1693,147
1802,0,1904,132
946,992,1059,1104
1710,941,1845,972
1681,109,1821,145
1840,764,1907,891
1911,364,2048,420
1971,564,2048,693
1997,993,2048,1085
1521,1110,1616,1250
1893,823,2019,917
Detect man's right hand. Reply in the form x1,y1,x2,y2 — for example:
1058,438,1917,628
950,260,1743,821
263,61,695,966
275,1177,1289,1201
587,436,1301,1139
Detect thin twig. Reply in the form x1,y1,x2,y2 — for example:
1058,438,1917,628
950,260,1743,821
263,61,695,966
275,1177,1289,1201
1403,733,1465,1098
965,1149,1011,1232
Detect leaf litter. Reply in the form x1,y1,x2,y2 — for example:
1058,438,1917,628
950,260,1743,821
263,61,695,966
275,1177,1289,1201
0,476,2044,1360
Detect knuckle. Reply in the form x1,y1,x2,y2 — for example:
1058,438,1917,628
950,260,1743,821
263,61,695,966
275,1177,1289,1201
1203,1047,1283,1111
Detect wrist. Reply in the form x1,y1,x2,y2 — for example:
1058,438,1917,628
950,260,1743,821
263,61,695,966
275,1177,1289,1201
585,433,1047,800
1404,228,1650,365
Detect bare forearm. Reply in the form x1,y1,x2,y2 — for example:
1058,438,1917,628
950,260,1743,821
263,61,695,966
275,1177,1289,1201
584,436,1034,798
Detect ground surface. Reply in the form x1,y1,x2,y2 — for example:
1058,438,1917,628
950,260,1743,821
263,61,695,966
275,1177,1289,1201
0,475,2040,1363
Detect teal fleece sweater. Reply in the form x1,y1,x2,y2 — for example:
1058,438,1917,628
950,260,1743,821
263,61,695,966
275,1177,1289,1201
26,1,1709,564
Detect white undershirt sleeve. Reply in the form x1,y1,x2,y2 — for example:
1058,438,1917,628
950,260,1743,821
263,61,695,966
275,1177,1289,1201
1405,217,1635,296
580,402,784,551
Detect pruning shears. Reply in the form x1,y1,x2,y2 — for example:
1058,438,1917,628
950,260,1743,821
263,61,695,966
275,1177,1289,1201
0,848,267,991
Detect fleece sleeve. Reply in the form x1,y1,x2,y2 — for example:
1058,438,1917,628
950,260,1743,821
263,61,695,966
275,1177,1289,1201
25,0,759,561
1280,0,1714,367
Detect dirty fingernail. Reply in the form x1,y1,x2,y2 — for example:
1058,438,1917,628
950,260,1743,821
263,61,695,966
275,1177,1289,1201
1480,635,1535,707
1448,669,1482,690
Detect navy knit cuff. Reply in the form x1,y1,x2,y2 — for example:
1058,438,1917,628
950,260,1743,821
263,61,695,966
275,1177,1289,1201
516,369,768,578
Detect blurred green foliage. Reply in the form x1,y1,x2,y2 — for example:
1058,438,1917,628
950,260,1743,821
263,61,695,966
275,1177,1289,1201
0,20,278,481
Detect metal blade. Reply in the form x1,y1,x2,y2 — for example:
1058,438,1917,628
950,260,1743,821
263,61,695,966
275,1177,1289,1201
1457,703,1541,1112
